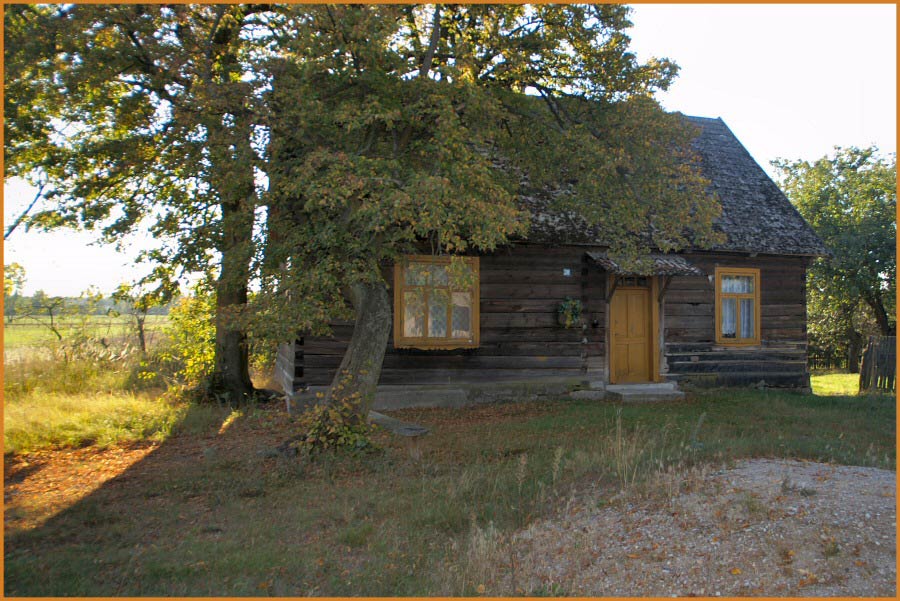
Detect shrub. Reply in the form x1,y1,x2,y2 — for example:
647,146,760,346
167,281,217,386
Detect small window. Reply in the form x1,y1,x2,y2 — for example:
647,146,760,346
393,256,479,349
618,275,650,288
715,267,760,345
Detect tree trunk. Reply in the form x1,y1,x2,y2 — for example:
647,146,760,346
865,294,896,336
847,329,864,374
207,102,257,404
212,202,256,405
326,281,392,420
135,314,147,354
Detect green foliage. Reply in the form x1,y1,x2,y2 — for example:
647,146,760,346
260,5,724,341
4,262,27,321
557,297,583,328
4,262,26,297
166,282,217,386
293,396,377,456
774,147,896,364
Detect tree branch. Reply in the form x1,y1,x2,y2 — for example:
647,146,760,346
418,5,442,79
5,182,46,240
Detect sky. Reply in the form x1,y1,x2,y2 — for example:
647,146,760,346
2,3,897,297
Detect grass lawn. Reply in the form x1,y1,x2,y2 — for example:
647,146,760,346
810,371,862,396
4,384,895,596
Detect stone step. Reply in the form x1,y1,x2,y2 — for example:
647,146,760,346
605,382,685,403
606,382,678,393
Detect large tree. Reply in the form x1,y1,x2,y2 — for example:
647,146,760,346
774,146,896,369
6,4,724,417
4,4,281,402
260,4,723,414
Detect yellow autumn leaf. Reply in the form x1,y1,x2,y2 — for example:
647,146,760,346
730,568,742,575
476,584,486,594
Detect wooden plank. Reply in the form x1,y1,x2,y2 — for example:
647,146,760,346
377,368,583,384
480,312,561,328
304,354,584,370
479,270,581,284
665,315,718,329
479,299,562,313
668,360,808,374
664,290,714,303
480,283,582,299
761,304,806,317
479,327,583,343
665,304,714,317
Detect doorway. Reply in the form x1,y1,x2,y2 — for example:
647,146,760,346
609,281,653,384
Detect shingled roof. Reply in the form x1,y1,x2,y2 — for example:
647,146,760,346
684,116,827,256
521,115,828,257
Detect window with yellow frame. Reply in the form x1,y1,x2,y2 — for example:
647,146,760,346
393,256,479,349
715,267,760,345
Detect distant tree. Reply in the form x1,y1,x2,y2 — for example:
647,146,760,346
774,147,896,370
4,262,26,322
112,282,163,354
28,290,67,341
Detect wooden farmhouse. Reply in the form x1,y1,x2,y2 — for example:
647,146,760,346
277,116,829,407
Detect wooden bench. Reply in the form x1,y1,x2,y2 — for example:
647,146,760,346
368,411,429,460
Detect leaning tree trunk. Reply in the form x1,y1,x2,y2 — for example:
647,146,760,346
326,281,392,420
866,294,896,336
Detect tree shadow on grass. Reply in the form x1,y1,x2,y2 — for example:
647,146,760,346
2,400,330,596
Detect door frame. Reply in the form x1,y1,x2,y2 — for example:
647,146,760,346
607,274,661,384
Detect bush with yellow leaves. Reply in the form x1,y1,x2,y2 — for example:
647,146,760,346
293,386,377,456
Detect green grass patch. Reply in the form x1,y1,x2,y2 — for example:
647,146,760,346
810,371,861,396
3,386,894,596
3,392,199,454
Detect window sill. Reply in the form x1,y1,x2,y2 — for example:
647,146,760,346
394,341,479,351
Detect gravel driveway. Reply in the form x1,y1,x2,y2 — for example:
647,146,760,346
510,459,895,596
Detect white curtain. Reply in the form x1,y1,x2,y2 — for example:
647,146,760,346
721,298,737,338
740,299,754,339
722,275,753,294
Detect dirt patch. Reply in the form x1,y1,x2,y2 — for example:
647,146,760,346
510,459,896,596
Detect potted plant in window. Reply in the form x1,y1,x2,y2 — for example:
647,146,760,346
557,297,582,328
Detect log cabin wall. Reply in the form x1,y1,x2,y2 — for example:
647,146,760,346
297,245,607,388
662,252,812,389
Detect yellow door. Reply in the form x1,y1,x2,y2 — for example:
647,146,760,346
610,288,652,383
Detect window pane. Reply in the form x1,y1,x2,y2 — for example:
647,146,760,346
403,291,425,337
721,297,737,338
740,298,755,339
722,275,754,294
428,290,448,337
405,263,428,286
448,260,475,289
429,264,449,286
451,292,472,338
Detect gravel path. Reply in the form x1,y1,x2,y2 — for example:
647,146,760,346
511,459,895,596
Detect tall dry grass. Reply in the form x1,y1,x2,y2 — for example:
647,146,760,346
3,336,182,453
